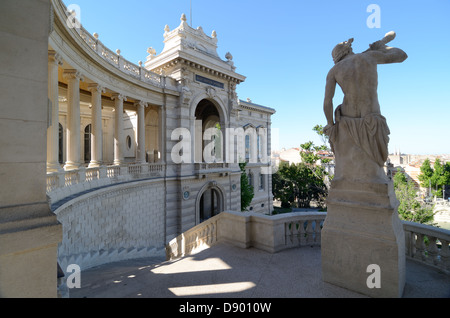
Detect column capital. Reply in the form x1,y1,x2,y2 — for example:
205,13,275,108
87,83,106,94
48,50,63,66
63,69,84,81
111,93,127,102
135,100,148,108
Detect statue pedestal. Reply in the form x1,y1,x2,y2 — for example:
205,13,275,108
321,179,405,298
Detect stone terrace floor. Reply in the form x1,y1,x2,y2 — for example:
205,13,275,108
69,242,450,298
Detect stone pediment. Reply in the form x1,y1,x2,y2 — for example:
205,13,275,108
144,14,245,84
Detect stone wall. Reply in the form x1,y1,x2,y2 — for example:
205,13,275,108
55,179,166,270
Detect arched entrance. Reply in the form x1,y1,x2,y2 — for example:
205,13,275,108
196,182,225,224
194,99,223,163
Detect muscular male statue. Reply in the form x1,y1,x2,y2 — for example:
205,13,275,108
323,31,407,183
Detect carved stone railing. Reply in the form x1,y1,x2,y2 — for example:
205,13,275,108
166,211,327,260
166,214,219,260
74,25,165,88
195,163,229,171
57,1,173,90
403,221,450,274
165,211,450,277
46,163,165,207
194,163,232,178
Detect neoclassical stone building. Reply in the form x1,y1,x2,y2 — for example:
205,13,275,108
43,2,276,274
0,0,275,297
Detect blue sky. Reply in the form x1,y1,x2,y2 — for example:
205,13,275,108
63,0,450,155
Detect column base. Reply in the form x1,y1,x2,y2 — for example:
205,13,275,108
47,162,63,173
63,161,80,171
321,179,405,298
113,160,124,166
0,203,62,297
88,161,102,168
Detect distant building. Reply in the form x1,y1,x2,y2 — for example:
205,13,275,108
388,152,449,197
279,147,302,165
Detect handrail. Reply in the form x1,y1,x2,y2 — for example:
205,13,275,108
57,0,166,88
403,220,450,274
46,163,165,207
165,211,450,275
166,211,327,260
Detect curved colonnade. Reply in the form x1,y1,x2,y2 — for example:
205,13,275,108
48,0,275,272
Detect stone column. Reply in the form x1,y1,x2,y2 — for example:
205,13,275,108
111,93,126,165
136,100,148,163
63,69,83,170
47,50,63,172
0,0,62,298
88,84,105,167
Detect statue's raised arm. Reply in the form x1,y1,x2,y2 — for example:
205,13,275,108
363,31,408,64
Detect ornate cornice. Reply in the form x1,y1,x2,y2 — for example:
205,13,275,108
150,56,245,84
238,100,276,115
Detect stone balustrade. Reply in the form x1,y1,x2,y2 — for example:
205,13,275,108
166,211,450,277
166,211,327,260
403,221,450,274
166,214,219,260
75,24,166,88
46,163,165,208
47,162,241,209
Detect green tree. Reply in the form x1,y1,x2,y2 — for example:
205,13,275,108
393,168,435,225
418,158,450,198
272,125,331,210
272,161,327,209
272,162,294,208
239,162,254,211
418,158,434,190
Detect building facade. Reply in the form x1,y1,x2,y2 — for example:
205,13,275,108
44,1,275,272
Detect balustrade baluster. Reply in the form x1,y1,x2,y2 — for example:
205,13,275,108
315,219,322,245
299,221,307,246
306,220,314,245
414,233,426,261
285,222,293,246
440,240,450,272
427,236,439,266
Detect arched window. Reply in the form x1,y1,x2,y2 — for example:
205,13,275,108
84,124,92,163
245,135,250,161
58,123,63,164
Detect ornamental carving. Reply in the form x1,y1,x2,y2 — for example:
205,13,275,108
206,86,216,99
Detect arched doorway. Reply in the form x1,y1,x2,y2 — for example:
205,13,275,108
197,183,224,224
194,99,223,163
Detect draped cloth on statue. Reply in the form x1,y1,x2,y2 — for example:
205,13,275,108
327,106,390,167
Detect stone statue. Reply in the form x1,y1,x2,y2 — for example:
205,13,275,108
321,32,408,297
323,31,407,183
